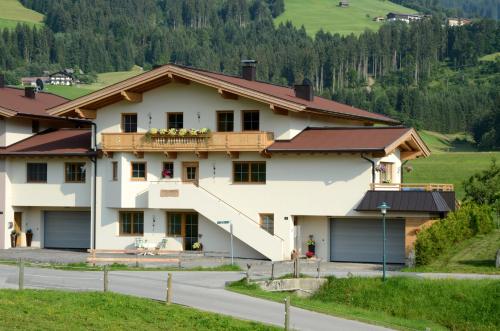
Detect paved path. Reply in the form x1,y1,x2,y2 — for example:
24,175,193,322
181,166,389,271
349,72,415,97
0,265,390,331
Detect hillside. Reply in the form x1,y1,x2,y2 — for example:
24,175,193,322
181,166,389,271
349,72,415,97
405,131,500,200
274,0,416,36
0,0,43,29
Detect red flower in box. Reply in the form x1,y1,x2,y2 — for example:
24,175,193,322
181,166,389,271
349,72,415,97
162,169,172,178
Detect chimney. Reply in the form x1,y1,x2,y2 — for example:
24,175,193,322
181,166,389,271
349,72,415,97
0,74,4,88
25,86,36,99
294,78,314,101
241,60,257,81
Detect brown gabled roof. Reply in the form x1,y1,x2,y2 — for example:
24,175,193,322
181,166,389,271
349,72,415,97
48,64,399,125
0,87,68,118
0,129,93,156
267,126,430,159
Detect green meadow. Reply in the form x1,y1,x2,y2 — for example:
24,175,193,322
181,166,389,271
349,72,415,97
0,0,44,29
275,0,416,36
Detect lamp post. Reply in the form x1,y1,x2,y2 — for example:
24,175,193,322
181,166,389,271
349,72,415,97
377,202,390,281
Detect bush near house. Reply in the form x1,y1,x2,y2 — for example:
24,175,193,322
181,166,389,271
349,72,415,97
415,203,494,265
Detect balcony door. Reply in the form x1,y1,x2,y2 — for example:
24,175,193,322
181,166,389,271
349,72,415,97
166,212,198,251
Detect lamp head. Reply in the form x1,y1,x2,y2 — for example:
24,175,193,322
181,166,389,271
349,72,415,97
377,202,390,215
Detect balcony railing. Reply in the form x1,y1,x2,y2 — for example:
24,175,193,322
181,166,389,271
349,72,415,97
101,131,274,152
370,183,454,192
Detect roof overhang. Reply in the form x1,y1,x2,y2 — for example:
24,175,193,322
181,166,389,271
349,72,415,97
385,128,431,160
0,106,18,118
356,191,456,213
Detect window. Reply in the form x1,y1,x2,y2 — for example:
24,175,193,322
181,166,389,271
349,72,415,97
31,120,40,133
121,114,137,132
162,162,174,179
131,162,147,180
233,162,266,183
27,163,47,183
242,110,259,131
112,161,118,181
217,111,234,132
119,211,144,236
65,162,86,183
167,113,183,129
167,213,182,236
379,162,393,184
182,162,198,182
260,214,274,235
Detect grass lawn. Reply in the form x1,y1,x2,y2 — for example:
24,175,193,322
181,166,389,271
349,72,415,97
0,289,277,331
0,0,44,29
404,230,500,274
405,130,499,200
479,52,500,62
275,0,415,36
39,66,144,100
228,277,500,331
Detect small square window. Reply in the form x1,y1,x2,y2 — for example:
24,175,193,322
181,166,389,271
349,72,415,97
260,214,274,235
65,163,86,183
242,111,259,131
131,162,146,180
167,113,183,129
27,163,47,183
120,211,144,236
122,114,137,133
162,162,174,179
217,111,234,132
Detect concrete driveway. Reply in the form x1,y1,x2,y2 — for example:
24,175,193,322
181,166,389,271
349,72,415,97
0,264,391,331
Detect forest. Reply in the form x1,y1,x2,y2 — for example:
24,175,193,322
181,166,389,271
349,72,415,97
0,0,498,149
394,0,500,20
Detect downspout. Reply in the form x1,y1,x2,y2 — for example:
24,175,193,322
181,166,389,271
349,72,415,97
90,122,97,250
361,153,375,185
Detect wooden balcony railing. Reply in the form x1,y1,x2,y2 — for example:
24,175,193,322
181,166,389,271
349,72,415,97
101,131,274,152
370,183,454,192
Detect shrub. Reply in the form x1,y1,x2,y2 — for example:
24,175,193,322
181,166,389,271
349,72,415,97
415,203,494,265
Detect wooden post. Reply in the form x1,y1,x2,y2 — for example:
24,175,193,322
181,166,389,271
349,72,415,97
317,259,321,278
103,265,109,292
18,259,24,290
178,258,182,270
284,297,290,331
271,262,275,280
166,273,173,305
293,256,300,278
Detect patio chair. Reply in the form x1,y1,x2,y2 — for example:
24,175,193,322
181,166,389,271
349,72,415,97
134,238,145,250
154,238,168,255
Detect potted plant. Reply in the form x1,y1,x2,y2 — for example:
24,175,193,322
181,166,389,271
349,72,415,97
305,251,314,258
10,230,17,248
192,242,203,251
26,229,33,247
306,235,316,255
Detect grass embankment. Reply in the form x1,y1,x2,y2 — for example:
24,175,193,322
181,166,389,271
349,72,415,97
228,277,500,331
405,130,500,200
405,229,500,274
0,290,277,331
479,52,500,62
0,0,44,30
275,0,415,36
42,66,144,100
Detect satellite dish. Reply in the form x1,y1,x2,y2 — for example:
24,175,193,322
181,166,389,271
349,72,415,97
36,78,44,91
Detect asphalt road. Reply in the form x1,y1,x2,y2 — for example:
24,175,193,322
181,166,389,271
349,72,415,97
0,265,390,331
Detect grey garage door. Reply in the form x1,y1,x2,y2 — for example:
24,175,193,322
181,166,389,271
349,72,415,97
44,211,90,249
330,219,405,264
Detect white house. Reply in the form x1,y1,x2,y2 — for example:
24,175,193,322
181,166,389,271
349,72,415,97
0,64,455,263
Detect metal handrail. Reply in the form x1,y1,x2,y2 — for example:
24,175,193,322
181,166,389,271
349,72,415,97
150,180,285,242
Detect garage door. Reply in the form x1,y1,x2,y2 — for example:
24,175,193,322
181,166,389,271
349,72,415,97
44,211,90,249
330,219,405,264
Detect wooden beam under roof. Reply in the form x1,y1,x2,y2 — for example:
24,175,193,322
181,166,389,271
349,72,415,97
401,151,423,160
75,108,96,119
121,91,142,103
164,151,177,159
226,151,239,159
270,104,289,116
218,89,238,100
195,151,208,159
168,73,190,85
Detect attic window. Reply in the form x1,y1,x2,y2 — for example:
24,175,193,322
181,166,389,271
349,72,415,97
32,120,40,133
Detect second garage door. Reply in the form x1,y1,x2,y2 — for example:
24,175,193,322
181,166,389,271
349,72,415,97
330,219,405,264
44,211,90,249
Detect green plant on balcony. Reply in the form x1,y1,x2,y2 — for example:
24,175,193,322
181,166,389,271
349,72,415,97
145,128,211,140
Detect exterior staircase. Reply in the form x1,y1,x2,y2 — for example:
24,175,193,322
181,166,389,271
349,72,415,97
148,181,284,261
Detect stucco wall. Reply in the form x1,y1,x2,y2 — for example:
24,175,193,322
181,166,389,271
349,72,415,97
405,218,437,254
297,216,329,261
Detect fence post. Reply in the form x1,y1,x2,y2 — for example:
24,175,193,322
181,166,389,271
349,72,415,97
293,256,300,278
178,258,182,270
18,259,24,290
166,273,173,305
271,262,275,280
103,265,109,292
284,297,290,331
317,259,321,278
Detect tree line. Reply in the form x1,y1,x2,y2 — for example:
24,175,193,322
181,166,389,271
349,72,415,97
0,0,498,148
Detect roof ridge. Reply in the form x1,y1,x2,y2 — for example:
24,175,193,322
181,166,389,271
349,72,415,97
305,126,408,130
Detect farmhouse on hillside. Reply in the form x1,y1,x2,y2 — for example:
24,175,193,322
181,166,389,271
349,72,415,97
0,63,455,263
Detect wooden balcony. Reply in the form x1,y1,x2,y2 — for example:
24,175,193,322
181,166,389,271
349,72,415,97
370,183,454,192
101,131,274,153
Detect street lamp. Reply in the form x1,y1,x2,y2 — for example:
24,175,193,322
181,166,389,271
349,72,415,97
377,202,391,281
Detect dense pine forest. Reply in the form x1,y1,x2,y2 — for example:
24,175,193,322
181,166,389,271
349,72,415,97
1,0,499,149
394,0,500,20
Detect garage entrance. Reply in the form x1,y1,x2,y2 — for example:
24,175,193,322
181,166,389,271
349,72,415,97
330,218,405,264
44,211,91,249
